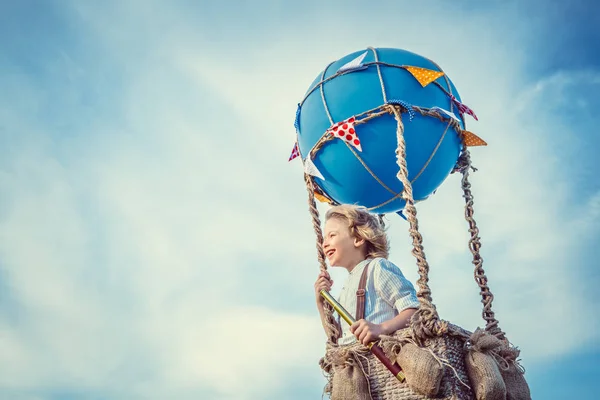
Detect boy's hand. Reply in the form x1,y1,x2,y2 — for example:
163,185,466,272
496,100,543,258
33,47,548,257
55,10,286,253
350,319,385,346
314,271,333,305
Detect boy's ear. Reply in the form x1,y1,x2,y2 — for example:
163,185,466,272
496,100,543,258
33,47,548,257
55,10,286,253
353,237,365,247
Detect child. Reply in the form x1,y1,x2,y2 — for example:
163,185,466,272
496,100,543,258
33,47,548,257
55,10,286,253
314,204,420,346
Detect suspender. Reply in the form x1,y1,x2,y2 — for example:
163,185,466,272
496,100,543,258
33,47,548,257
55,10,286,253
336,261,372,340
355,261,370,320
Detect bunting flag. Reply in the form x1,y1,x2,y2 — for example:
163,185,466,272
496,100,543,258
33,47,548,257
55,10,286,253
338,51,368,73
405,66,445,87
304,157,324,180
326,116,362,151
449,95,478,121
288,142,300,161
314,191,330,203
462,130,487,147
387,99,415,121
313,185,337,204
431,106,461,123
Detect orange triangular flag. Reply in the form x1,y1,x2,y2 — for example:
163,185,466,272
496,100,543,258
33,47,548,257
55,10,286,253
462,130,487,146
405,66,445,87
314,191,330,203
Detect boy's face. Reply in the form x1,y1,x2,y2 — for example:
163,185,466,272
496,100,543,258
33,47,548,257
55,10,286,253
323,217,365,268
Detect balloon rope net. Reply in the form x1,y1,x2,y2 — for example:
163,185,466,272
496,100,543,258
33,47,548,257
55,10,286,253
307,103,457,212
302,47,462,213
305,104,505,345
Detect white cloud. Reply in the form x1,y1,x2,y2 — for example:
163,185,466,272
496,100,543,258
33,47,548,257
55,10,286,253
144,306,325,399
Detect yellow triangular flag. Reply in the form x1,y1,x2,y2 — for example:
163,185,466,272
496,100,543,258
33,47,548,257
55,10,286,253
462,131,487,146
405,66,445,87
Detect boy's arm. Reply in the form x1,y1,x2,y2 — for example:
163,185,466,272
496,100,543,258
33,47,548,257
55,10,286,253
351,307,417,345
379,307,417,335
351,259,420,345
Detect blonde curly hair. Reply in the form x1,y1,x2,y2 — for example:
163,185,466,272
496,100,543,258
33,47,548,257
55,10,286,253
324,204,390,259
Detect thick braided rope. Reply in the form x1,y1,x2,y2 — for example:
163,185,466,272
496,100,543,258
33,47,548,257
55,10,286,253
457,149,505,340
390,106,448,343
304,173,341,343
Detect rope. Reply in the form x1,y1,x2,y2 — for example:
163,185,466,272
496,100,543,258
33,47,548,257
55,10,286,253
369,47,388,104
304,173,341,343
457,149,505,340
424,55,457,117
410,118,451,184
320,62,335,125
390,105,448,343
343,141,398,196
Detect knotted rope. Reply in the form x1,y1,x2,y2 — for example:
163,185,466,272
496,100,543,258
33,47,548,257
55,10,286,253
305,173,341,343
455,149,505,340
390,105,449,343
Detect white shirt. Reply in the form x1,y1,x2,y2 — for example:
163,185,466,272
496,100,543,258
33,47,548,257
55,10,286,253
336,257,420,345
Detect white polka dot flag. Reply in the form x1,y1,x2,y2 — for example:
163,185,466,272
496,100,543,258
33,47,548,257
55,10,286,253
338,51,368,73
326,116,362,152
405,66,445,87
462,130,487,146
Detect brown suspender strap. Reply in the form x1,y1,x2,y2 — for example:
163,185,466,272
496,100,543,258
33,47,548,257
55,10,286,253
355,262,370,320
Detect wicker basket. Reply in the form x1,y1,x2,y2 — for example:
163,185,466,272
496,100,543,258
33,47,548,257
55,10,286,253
322,324,475,400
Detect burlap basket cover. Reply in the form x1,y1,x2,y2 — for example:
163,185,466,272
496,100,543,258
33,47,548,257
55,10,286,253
321,323,475,400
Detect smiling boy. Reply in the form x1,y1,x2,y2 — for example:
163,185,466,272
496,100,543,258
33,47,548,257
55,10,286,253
314,204,420,346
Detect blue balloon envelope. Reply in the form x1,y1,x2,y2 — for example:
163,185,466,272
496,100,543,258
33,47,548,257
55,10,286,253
294,47,471,214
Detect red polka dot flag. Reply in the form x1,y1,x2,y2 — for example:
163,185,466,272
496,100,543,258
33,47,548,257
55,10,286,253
326,117,362,152
288,142,300,161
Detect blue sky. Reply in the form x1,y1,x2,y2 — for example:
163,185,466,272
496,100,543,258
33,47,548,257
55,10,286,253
0,0,598,399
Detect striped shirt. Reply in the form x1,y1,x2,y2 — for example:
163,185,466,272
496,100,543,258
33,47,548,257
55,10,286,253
336,257,420,345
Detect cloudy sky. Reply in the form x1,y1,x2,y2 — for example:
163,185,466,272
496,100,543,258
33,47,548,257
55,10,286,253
0,0,598,399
